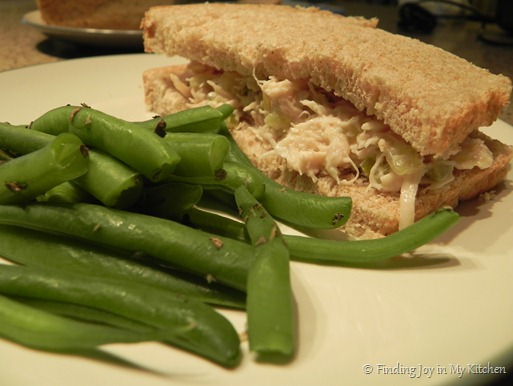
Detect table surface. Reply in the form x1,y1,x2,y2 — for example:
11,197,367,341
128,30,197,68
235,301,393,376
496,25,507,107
0,0,512,125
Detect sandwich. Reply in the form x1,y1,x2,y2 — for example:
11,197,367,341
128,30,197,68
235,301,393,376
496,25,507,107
140,3,512,239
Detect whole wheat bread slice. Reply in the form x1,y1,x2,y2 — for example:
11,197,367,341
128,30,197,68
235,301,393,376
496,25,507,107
143,64,512,238
142,3,512,156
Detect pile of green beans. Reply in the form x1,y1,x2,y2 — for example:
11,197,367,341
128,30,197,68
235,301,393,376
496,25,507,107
0,103,461,369
0,225,246,309
0,203,254,291
0,265,241,367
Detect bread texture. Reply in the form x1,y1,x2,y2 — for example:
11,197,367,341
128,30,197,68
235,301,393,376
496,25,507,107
143,64,513,239
142,3,511,156
36,0,182,30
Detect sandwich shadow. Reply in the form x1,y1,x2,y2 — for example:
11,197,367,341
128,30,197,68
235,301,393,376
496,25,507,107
308,253,460,271
361,254,457,270
455,179,510,219
434,179,512,247
29,346,176,378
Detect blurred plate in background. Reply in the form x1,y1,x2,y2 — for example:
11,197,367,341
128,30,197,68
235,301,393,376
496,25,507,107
22,10,143,48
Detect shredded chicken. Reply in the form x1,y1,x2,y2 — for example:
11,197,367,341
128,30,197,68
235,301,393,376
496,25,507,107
178,62,494,228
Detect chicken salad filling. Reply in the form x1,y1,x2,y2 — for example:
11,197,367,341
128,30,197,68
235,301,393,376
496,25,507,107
170,62,494,228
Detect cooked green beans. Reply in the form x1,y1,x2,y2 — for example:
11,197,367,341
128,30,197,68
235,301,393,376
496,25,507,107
235,186,295,360
0,122,51,153
29,105,77,135
166,132,229,176
135,104,231,133
31,105,181,182
169,161,266,199
31,104,233,135
183,207,248,242
223,130,352,229
0,225,245,309
0,203,254,291
215,104,235,120
261,180,352,229
14,296,156,333
37,182,94,204
74,148,143,208
177,206,459,264
0,121,143,208
235,186,279,246
67,106,180,182
286,208,460,264
0,133,88,204
0,265,241,367
0,294,163,351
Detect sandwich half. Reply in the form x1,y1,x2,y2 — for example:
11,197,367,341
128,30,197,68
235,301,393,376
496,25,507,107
141,3,512,239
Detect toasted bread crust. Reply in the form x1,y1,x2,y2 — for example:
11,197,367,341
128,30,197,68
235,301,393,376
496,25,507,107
142,3,511,156
143,64,513,238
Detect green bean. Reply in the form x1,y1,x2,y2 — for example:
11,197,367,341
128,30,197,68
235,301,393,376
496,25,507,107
235,186,277,246
178,206,459,264
216,104,235,119
0,122,50,153
28,105,178,183
66,106,181,182
0,121,143,208
12,296,156,332
134,182,203,218
37,181,94,204
0,133,89,204
135,105,230,133
0,294,164,351
286,208,460,264
261,181,351,229
29,105,77,135
0,225,245,309
234,186,295,360
75,149,143,208
31,104,233,136
182,207,248,243
223,130,352,229
168,161,266,199
166,132,229,176
0,265,241,367
0,203,254,291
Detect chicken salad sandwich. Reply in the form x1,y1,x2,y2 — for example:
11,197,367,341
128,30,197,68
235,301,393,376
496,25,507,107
141,3,512,239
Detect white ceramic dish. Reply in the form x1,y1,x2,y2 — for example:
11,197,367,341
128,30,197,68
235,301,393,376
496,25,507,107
0,54,512,386
22,10,143,48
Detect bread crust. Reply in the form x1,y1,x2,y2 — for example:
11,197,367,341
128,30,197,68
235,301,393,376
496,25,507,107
142,3,511,156
143,64,513,239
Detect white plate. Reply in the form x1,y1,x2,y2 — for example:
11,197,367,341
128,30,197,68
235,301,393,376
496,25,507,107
22,10,143,48
0,54,512,386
